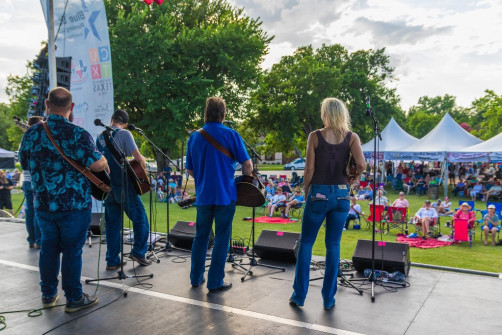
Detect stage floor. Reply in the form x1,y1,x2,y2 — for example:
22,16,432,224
0,219,500,335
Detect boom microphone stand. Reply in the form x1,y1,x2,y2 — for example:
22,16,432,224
349,96,382,302
128,125,181,255
86,129,153,288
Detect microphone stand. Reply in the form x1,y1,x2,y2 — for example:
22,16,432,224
349,97,382,302
86,129,153,288
132,128,182,255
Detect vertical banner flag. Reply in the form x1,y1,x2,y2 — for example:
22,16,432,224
41,0,113,210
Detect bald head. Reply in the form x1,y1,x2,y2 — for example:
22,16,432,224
46,87,73,116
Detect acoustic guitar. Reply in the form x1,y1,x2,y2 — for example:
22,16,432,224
235,172,266,208
127,159,151,195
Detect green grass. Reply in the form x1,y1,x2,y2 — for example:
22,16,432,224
9,185,502,273
257,164,284,171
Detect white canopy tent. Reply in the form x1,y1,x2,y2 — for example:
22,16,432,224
386,113,483,161
361,117,418,159
448,131,502,162
0,148,15,169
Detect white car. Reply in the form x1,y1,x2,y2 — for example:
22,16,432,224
284,158,305,170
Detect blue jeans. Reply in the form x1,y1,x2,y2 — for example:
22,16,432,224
23,181,41,245
291,185,350,308
36,210,91,301
104,187,149,265
190,201,236,289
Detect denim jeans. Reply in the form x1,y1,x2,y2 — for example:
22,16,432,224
36,210,91,301
22,181,41,245
190,201,236,289
104,187,149,265
291,184,350,308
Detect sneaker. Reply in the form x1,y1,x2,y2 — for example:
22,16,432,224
106,259,128,270
422,236,427,240
64,293,98,313
42,294,59,308
128,254,152,266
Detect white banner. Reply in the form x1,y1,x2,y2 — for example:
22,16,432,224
41,0,114,210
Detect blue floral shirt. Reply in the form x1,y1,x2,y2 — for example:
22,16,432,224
19,114,103,212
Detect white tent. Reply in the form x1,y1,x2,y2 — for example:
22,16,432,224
361,117,418,159
0,148,15,169
386,113,483,161
448,131,502,162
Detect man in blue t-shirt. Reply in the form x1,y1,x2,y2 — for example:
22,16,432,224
19,87,109,313
186,97,252,292
96,110,151,268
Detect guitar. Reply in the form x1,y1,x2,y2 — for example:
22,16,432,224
127,159,151,195
346,153,358,184
90,170,112,200
235,172,266,207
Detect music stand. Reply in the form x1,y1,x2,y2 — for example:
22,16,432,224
86,129,153,288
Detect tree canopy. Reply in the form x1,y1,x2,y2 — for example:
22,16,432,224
105,0,271,164
249,44,404,155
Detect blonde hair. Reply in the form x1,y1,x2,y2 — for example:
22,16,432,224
320,98,351,142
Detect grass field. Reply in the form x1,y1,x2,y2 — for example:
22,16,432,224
9,185,502,273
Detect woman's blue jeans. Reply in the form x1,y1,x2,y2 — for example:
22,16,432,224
190,201,236,290
291,185,350,308
22,181,41,245
36,210,91,301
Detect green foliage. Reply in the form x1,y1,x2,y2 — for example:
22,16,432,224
105,0,271,164
405,94,474,138
470,90,502,140
250,44,404,155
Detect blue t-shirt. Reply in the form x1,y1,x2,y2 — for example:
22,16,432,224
186,122,250,206
19,114,102,212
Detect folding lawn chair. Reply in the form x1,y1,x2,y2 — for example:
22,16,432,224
385,206,409,234
361,204,385,230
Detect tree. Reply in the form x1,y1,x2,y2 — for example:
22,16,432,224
470,90,502,140
105,0,271,166
249,44,404,155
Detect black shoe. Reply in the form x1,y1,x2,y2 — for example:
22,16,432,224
289,298,303,308
192,278,206,288
422,236,427,240
128,254,152,266
65,293,98,313
106,259,127,270
208,282,232,292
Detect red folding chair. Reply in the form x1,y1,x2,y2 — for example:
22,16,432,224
385,206,408,234
362,204,385,230
452,218,474,247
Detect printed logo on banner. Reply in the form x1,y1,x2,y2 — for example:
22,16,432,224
89,46,111,80
71,59,89,85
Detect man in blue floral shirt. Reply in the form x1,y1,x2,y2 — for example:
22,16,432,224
19,87,109,313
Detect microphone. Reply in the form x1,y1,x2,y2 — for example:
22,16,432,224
365,96,371,116
127,124,143,132
94,119,114,132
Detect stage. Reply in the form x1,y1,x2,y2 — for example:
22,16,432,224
0,219,500,335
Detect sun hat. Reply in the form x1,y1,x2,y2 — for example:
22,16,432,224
488,204,496,209
460,202,471,210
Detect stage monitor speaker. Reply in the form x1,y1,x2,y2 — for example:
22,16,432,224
352,239,410,276
168,221,214,250
89,213,102,235
254,230,300,263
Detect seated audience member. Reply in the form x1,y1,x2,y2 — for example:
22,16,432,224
482,181,502,202
265,182,275,201
404,178,415,195
281,180,293,196
483,204,500,246
374,189,388,207
173,187,183,203
267,187,286,217
182,191,191,201
364,185,373,200
438,196,453,215
344,197,362,230
431,199,442,213
391,192,409,208
283,189,305,218
416,178,428,196
453,202,476,228
469,182,483,200
356,186,366,200
452,179,466,196
414,200,438,240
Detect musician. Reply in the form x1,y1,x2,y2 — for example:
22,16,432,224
21,116,43,248
96,110,151,268
19,87,109,312
0,170,14,216
290,98,365,310
186,96,252,292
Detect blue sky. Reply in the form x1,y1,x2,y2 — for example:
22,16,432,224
1,0,501,110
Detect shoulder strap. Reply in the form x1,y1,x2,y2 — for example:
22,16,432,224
42,122,110,192
197,128,235,161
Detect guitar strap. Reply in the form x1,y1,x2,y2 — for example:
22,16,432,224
197,128,235,161
42,122,111,194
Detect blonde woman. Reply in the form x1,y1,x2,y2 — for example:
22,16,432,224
290,98,365,310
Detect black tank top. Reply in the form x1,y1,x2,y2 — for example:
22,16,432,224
310,130,352,185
